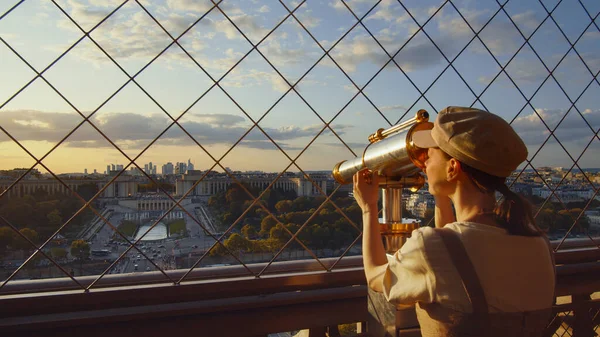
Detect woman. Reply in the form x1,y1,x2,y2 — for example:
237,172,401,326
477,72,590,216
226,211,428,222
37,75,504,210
353,107,555,336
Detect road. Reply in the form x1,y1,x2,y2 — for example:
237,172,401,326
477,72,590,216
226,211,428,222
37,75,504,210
86,202,218,274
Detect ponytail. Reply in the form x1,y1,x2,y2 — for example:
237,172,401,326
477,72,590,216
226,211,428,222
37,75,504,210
494,183,541,237
458,160,542,237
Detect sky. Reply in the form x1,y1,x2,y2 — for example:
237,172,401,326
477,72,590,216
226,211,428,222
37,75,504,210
0,0,599,176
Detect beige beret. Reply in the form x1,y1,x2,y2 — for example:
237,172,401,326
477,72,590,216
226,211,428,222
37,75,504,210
412,106,528,177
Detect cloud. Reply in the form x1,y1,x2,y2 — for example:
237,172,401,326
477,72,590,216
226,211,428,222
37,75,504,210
54,1,268,60
321,141,365,150
583,31,600,40
364,0,411,24
329,0,373,12
165,0,213,13
379,105,409,111
478,51,600,86
88,0,125,8
240,140,302,151
0,110,352,151
330,32,448,72
511,108,600,145
258,5,270,13
325,4,557,76
190,114,246,126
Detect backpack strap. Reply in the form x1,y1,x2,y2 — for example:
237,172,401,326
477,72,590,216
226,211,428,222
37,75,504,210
436,228,489,320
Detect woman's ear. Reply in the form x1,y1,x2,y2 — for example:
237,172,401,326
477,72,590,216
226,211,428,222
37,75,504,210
446,158,462,181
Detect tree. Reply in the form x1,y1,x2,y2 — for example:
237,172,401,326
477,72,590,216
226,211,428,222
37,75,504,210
311,224,331,249
226,184,251,204
0,202,34,229
32,187,49,200
260,215,278,237
76,183,99,202
51,247,68,261
0,227,15,254
21,195,37,208
47,209,63,230
269,224,289,246
209,242,227,257
292,197,312,211
224,233,249,254
535,209,557,232
241,224,257,239
70,240,90,261
15,228,39,251
275,200,293,213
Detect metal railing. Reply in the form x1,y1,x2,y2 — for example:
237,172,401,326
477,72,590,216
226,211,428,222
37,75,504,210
1,246,600,337
0,3,599,334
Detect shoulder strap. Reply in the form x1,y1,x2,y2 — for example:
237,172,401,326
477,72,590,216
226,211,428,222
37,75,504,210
436,228,489,315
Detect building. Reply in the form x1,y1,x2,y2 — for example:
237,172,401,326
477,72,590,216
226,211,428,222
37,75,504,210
175,162,187,175
162,162,174,175
585,209,600,229
405,191,435,218
532,186,596,202
0,174,139,199
175,171,329,197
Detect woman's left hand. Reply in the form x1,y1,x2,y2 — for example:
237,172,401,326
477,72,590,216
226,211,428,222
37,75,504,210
353,169,379,213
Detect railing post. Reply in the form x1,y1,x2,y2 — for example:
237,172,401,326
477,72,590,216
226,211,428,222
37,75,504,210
572,294,595,337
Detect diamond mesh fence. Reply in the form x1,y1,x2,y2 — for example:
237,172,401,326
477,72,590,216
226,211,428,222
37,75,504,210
0,0,598,293
546,307,600,336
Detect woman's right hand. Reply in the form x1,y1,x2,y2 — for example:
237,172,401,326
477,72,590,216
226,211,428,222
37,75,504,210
353,169,379,213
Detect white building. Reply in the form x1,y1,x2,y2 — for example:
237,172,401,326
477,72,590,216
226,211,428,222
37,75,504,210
405,191,435,218
532,186,595,202
584,209,600,230
175,171,328,197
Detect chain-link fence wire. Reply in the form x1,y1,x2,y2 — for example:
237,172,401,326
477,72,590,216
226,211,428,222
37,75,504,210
0,0,599,290
544,303,600,336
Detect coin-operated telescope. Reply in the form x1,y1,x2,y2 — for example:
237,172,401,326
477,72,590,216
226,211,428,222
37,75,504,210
332,110,433,254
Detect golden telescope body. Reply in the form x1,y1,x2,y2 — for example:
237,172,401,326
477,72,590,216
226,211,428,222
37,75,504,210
332,109,432,187
332,110,433,253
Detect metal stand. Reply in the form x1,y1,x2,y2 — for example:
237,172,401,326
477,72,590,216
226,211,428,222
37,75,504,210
380,187,419,254
368,185,421,336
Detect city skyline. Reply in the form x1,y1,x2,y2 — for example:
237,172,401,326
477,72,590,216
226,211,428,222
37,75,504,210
1,0,599,174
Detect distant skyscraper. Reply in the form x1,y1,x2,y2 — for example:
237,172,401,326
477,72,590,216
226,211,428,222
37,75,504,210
84,168,88,175
106,165,110,174
116,164,124,171
111,164,116,171
93,169,97,174
175,162,187,175
149,162,153,172
187,159,194,171
162,162,174,175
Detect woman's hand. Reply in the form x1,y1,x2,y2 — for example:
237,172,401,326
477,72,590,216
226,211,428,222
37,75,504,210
353,169,380,213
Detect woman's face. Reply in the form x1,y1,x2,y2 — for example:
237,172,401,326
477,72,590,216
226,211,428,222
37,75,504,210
424,148,453,196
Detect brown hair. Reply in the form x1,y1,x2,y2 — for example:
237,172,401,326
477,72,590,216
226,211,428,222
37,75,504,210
438,150,541,236
460,162,542,237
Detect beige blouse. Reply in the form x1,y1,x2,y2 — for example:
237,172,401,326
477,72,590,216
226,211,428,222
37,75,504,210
382,222,555,313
